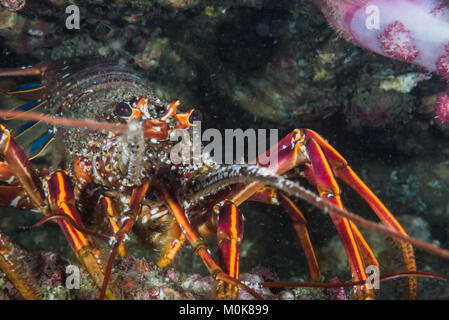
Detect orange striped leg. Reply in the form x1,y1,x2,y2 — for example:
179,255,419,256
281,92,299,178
159,188,222,275
99,196,126,258
0,231,41,299
0,185,36,210
0,162,46,210
128,181,150,217
156,222,186,269
98,181,150,300
0,162,19,185
249,187,321,281
303,137,374,298
304,129,417,299
302,163,379,269
158,187,263,300
45,171,116,300
215,200,243,299
0,129,53,299
0,125,45,207
0,130,116,298
101,181,150,258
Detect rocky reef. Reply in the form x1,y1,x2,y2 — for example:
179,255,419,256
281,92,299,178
0,236,330,300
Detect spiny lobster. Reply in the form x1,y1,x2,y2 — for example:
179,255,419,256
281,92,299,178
0,56,446,300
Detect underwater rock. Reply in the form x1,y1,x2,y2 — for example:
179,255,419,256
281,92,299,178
396,215,431,244
0,9,23,39
0,239,329,300
346,84,415,128
0,0,433,127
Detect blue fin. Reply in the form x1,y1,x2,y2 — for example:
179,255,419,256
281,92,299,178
26,129,54,160
12,121,38,138
8,83,44,94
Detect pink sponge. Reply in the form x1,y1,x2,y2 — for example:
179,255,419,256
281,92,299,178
314,0,449,79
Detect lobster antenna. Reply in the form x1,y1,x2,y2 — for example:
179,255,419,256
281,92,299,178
0,110,129,133
188,165,449,260
260,270,449,289
22,213,110,242
99,233,123,300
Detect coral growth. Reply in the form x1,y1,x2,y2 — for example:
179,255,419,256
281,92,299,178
435,92,449,125
437,43,449,80
0,245,330,300
378,21,419,62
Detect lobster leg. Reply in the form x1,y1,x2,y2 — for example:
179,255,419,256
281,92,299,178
302,163,379,269
45,171,117,300
158,187,263,300
98,181,150,300
0,127,51,298
216,200,244,300
99,196,126,258
156,222,186,269
0,127,117,299
303,129,417,299
0,231,41,300
0,125,45,207
0,162,45,210
219,129,393,298
0,185,35,210
249,187,321,280
0,162,19,185
303,136,374,298
159,187,222,276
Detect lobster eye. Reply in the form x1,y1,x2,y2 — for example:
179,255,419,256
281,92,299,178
189,110,202,123
115,102,132,118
